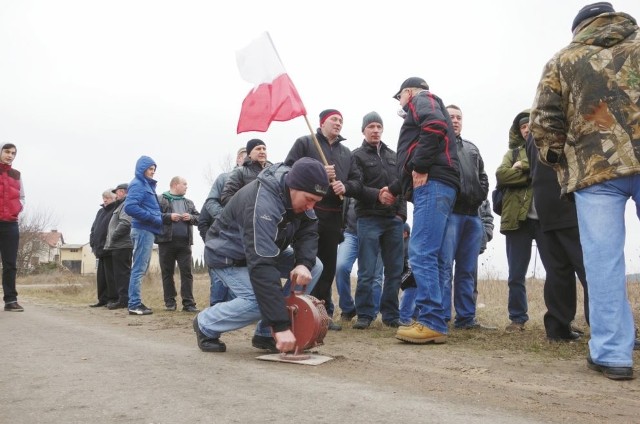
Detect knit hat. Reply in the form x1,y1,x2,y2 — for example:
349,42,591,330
246,139,266,155
285,157,329,196
572,2,615,32
519,116,530,127
393,77,429,99
361,111,384,132
319,109,342,126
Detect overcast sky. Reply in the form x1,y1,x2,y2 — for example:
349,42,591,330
1,0,639,279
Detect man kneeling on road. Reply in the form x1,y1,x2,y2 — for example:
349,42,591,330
193,158,328,353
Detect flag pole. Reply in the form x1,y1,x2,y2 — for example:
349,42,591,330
302,115,343,200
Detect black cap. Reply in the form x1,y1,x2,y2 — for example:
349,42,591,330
111,183,128,193
572,2,615,32
392,77,429,99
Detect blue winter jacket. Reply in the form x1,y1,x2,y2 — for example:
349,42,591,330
124,156,163,234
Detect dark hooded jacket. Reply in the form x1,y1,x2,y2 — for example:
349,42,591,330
204,163,319,333
124,156,162,234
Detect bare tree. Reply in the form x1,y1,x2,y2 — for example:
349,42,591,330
202,152,234,187
16,207,59,275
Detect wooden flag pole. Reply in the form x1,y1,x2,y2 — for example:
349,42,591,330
302,115,343,200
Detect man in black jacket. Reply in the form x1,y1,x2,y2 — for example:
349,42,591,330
525,133,589,341
89,189,118,307
105,183,133,310
440,105,493,330
390,77,460,345
194,158,328,353
156,176,200,313
351,111,406,329
285,109,362,331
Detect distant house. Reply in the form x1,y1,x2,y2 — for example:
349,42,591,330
37,230,65,264
59,243,160,275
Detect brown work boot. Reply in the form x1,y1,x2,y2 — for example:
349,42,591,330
505,321,526,333
395,322,447,344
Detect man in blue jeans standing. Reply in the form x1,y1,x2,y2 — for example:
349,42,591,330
389,77,459,344
440,105,493,330
531,2,639,380
124,156,163,316
352,111,406,329
194,158,328,353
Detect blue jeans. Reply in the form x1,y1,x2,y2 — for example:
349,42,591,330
440,213,483,327
355,216,404,322
197,248,323,339
128,228,155,308
574,176,639,368
505,218,542,324
336,232,382,316
209,267,235,306
410,180,457,334
399,287,418,324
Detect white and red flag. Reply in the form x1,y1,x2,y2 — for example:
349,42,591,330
235,32,307,133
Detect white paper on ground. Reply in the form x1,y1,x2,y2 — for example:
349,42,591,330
256,353,333,366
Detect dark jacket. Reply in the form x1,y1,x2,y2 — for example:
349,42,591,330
452,136,489,215
0,163,23,222
285,129,361,211
389,90,460,201
204,163,319,333
496,111,533,233
90,201,117,258
200,171,231,240
525,134,578,232
104,198,133,250
352,140,407,220
155,194,199,245
124,156,163,235
220,158,272,206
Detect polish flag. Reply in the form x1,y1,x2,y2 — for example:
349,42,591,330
236,32,307,133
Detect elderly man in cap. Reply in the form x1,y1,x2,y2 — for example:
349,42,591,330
389,77,460,344
351,111,406,329
531,2,639,380
105,183,133,309
194,158,327,353
285,109,362,331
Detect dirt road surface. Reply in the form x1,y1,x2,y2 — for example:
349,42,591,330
1,300,638,423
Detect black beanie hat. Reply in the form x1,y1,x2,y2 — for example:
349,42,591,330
319,109,342,125
361,111,383,132
246,138,266,155
285,157,329,196
572,2,615,32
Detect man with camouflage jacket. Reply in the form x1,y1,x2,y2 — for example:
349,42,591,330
530,2,639,380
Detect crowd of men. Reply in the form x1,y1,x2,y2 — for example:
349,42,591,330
5,2,636,382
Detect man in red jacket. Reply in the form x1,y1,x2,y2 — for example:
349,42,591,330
0,143,25,312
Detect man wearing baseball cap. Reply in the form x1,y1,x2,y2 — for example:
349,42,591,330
195,158,328,354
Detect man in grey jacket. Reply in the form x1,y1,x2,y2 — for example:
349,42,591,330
105,183,132,310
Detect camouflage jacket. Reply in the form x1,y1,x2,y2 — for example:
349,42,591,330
530,12,640,194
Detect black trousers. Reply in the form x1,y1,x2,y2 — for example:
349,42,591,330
0,221,19,303
536,226,590,337
310,208,342,317
110,248,132,304
96,255,116,303
158,239,195,307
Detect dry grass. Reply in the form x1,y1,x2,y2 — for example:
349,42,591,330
16,270,640,361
